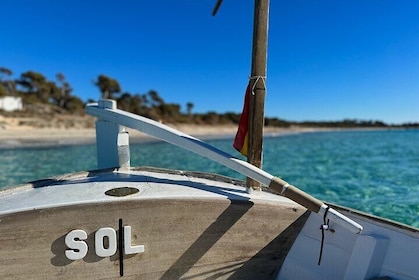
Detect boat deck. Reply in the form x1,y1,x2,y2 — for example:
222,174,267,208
0,167,300,216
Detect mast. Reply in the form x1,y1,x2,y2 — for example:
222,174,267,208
247,0,269,191
212,0,269,191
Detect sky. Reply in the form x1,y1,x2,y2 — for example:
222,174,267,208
1,0,418,124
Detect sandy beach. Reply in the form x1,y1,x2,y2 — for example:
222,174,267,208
0,114,311,148
0,124,304,148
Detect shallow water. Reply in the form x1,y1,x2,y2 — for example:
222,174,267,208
1,129,418,227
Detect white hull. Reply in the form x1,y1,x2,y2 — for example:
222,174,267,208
1,167,418,279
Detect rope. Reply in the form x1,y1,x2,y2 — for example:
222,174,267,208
249,76,267,96
318,206,330,266
280,183,290,196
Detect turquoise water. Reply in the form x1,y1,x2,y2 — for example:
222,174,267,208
0,129,418,228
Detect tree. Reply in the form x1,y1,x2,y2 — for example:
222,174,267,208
117,92,134,112
64,96,85,113
55,73,72,107
0,67,15,96
94,75,121,99
186,102,194,116
159,103,181,121
148,90,164,107
16,71,50,102
201,111,220,124
132,94,147,115
0,67,12,79
0,84,6,96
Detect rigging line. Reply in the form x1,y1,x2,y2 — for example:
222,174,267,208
212,0,223,16
249,76,267,96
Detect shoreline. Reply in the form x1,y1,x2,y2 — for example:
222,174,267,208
0,124,321,149
0,124,400,149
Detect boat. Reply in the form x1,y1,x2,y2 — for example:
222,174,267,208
0,99,418,279
2,1,418,278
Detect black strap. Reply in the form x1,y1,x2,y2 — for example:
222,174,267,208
119,219,124,276
318,206,330,266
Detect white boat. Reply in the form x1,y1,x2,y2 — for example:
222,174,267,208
1,99,418,279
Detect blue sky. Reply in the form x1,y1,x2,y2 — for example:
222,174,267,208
1,0,418,124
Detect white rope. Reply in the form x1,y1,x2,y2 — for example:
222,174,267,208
249,75,267,95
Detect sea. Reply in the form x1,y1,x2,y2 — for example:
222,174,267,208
0,129,418,228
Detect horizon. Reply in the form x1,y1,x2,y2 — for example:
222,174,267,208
1,0,418,124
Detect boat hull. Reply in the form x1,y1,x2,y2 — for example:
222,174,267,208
1,168,418,279
0,168,308,279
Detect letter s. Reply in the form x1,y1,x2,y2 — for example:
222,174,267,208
65,229,88,260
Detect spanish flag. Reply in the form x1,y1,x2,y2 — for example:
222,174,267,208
233,84,251,156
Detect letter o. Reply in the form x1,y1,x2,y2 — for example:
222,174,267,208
95,227,117,257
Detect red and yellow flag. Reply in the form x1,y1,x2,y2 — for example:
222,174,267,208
233,84,251,156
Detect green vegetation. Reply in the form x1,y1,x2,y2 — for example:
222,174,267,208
0,66,418,128
0,67,84,114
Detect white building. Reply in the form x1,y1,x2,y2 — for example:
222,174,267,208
0,96,23,112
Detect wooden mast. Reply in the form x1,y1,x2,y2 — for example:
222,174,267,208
212,0,269,191
247,0,269,191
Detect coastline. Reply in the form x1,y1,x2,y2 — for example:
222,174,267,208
1,113,403,149
0,123,334,149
